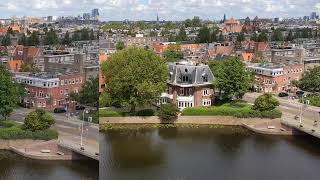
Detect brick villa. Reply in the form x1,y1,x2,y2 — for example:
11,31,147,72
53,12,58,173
160,61,215,110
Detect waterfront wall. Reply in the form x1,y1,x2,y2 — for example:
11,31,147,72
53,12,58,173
100,116,275,126
0,140,44,150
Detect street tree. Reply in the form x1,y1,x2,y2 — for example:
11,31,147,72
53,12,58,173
197,26,211,43
28,31,40,46
44,28,59,45
0,65,24,120
271,29,284,41
1,33,11,46
70,77,99,107
101,47,168,112
298,66,320,93
213,57,253,100
62,31,71,45
176,26,187,42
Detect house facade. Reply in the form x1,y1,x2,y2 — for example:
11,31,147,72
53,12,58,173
14,72,84,111
160,61,215,110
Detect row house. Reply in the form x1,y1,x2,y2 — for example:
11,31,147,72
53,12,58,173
14,72,85,111
247,63,304,93
159,61,215,110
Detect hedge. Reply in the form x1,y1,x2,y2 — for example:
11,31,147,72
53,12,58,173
99,109,155,117
181,104,282,119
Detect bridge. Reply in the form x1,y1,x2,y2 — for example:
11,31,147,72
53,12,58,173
58,141,99,161
282,117,320,139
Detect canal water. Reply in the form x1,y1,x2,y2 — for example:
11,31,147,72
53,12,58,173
0,151,98,180
100,126,320,180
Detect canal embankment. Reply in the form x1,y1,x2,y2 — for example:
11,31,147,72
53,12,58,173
0,139,89,160
100,116,294,135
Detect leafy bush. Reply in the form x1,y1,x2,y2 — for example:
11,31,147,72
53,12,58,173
157,104,180,121
300,95,320,107
252,93,279,111
0,125,58,140
99,109,155,117
24,110,55,131
99,109,122,117
134,109,155,116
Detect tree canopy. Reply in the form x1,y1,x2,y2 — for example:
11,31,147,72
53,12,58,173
297,66,320,93
70,77,99,107
101,47,168,111
163,44,184,62
211,57,253,100
0,65,25,120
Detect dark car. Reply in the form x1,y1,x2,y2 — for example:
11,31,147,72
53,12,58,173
54,108,67,113
75,105,86,110
296,91,305,96
278,92,289,97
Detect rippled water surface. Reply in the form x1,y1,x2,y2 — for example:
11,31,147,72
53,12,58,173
0,151,98,180
100,126,320,180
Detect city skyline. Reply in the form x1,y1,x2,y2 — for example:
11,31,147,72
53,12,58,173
0,0,320,21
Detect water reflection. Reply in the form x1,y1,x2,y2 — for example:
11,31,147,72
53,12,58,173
0,150,98,180
102,126,320,180
105,129,165,169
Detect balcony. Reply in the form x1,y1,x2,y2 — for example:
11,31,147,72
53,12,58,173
161,93,173,99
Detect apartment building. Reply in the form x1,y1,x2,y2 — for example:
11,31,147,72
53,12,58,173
247,63,304,93
14,72,84,110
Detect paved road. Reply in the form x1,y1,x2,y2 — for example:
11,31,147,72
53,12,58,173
9,108,99,158
244,93,320,138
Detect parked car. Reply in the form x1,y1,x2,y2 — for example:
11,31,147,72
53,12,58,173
54,108,67,113
278,92,289,97
75,105,86,110
296,91,305,96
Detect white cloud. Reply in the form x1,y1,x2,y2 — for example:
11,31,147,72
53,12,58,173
0,0,319,20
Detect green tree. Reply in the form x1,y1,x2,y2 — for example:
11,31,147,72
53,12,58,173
218,33,224,42
24,110,55,131
44,28,58,45
72,31,81,41
213,57,253,100
251,32,258,41
286,30,294,41
1,33,11,46
197,26,211,43
116,42,125,50
0,65,23,120
70,77,99,107
176,26,187,42
236,32,245,42
81,28,89,40
163,44,184,62
101,47,168,112
298,66,320,93
18,33,28,45
271,29,284,41
62,31,71,45
90,29,95,40
28,31,39,46
191,16,201,27
252,93,280,111
257,30,268,42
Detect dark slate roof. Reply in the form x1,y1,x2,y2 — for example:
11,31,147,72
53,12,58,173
168,61,214,86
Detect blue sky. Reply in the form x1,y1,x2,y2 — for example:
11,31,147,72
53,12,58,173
0,0,320,21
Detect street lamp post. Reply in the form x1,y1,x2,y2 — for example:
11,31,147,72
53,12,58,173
81,110,89,148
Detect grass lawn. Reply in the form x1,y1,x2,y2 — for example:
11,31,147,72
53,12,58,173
0,120,58,140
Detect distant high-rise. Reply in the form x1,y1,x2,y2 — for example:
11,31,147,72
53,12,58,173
311,12,317,20
91,8,99,20
47,16,53,22
223,14,226,22
83,13,90,20
157,14,159,24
